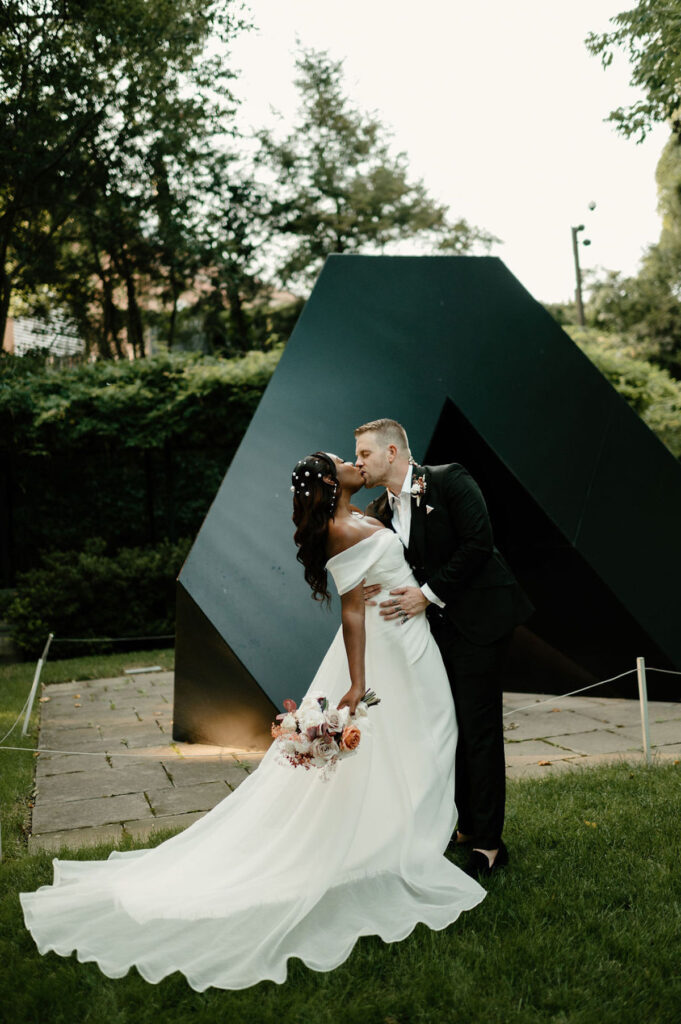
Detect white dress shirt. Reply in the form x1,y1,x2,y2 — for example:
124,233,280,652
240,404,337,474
387,466,445,609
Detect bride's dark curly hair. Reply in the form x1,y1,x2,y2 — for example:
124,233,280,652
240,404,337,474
292,452,340,605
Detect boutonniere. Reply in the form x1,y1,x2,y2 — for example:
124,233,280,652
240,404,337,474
410,475,427,507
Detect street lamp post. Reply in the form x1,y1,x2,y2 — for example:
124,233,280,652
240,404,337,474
571,204,595,327
571,224,587,326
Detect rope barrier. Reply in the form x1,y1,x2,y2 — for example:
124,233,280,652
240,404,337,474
0,744,233,760
646,667,681,677
502,668,638,717
0,691,32,746
0,659,675,764
51,634,174,644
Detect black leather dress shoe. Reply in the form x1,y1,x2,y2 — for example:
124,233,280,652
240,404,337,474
464,840,509,879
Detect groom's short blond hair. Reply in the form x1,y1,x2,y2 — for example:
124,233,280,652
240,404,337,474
354,418,410,456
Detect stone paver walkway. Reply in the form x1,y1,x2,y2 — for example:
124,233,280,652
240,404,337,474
502,690,680,778
27,671,680,851
30,671,263,852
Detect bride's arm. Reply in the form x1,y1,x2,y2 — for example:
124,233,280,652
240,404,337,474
337,582,367,715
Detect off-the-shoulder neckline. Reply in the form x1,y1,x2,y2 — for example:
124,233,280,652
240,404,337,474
325,527,389,566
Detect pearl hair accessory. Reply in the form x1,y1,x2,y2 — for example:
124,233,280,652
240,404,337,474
291,453,339,504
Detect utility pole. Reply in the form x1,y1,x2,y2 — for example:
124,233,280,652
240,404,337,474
571,203,595,326
571,225,587,326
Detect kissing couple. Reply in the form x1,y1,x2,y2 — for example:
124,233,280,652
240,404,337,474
21,418,532,992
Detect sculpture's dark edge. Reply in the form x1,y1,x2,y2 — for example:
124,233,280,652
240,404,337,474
174,255,681,747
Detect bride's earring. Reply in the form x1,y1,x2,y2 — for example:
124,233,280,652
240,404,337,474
329,481,339,515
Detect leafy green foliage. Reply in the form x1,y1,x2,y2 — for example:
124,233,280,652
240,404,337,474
257,48,499,286
6,537,191,657
0,0,248,356
586,0,681,141
0,348,281,454
584,134,681,379
567,325,681,456
0,349,281,581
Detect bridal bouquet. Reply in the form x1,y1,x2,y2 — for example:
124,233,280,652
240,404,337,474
271,689,380,778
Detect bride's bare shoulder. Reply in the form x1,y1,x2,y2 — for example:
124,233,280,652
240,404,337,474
326,517,383,559
363,515,383,528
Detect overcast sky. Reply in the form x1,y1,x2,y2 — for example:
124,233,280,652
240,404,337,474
230,0,668,303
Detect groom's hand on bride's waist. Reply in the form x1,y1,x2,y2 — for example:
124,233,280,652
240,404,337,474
379,586,429,624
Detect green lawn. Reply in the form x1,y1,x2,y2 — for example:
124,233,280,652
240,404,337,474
1,655,680,1023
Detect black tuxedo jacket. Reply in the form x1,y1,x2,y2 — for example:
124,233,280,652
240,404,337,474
365,463,533,646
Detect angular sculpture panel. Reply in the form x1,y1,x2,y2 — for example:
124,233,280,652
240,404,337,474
174,255,681,748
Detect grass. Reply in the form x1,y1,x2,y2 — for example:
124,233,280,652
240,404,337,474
1,654,680,1022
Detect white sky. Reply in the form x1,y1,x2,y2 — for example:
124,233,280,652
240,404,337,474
230,0,668,303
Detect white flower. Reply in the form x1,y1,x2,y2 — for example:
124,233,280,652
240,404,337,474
300,691,322,709
325,706,350,732
354,702,368,718
298,707,325,731
290,733,311,754
310,736,339,762
281,713,297,731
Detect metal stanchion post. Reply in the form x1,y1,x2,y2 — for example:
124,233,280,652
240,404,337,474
636,656,652,765
22,632,54,737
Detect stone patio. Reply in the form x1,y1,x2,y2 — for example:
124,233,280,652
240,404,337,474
25,670,680,851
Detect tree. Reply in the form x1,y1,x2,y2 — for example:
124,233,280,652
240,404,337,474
186,156,274,355
0,0,247,355
257,48,498,287
585,133,681,377
586,0,681,142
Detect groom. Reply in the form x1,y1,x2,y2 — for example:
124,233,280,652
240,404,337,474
354,418,533,878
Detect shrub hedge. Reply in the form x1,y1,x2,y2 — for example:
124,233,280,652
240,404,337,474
0,348,282,585
567,326,681,457
6,537,191,658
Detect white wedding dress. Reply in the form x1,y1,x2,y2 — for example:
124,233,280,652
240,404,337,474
21,529,485,991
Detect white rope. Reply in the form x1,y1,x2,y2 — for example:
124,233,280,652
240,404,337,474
0,691,33,745
0,663,672,757
0,744,233,760
51,634,174,644
646,667,681,677
502,668,638,717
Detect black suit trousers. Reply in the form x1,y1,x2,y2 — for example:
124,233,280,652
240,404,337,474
429,613,510,849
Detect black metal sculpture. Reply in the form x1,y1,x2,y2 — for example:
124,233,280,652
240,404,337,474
174,255,681,748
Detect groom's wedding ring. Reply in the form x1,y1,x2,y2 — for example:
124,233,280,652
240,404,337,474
401,613,408,623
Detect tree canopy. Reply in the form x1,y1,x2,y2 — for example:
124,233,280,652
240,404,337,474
2,22,498,358
586,0,681,141
585,133,681,378
257,48,498,287
0,0,247,356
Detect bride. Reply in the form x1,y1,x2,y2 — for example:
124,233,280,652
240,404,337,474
20,451,485,991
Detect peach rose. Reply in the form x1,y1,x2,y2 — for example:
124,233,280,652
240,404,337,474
340,724,361,752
